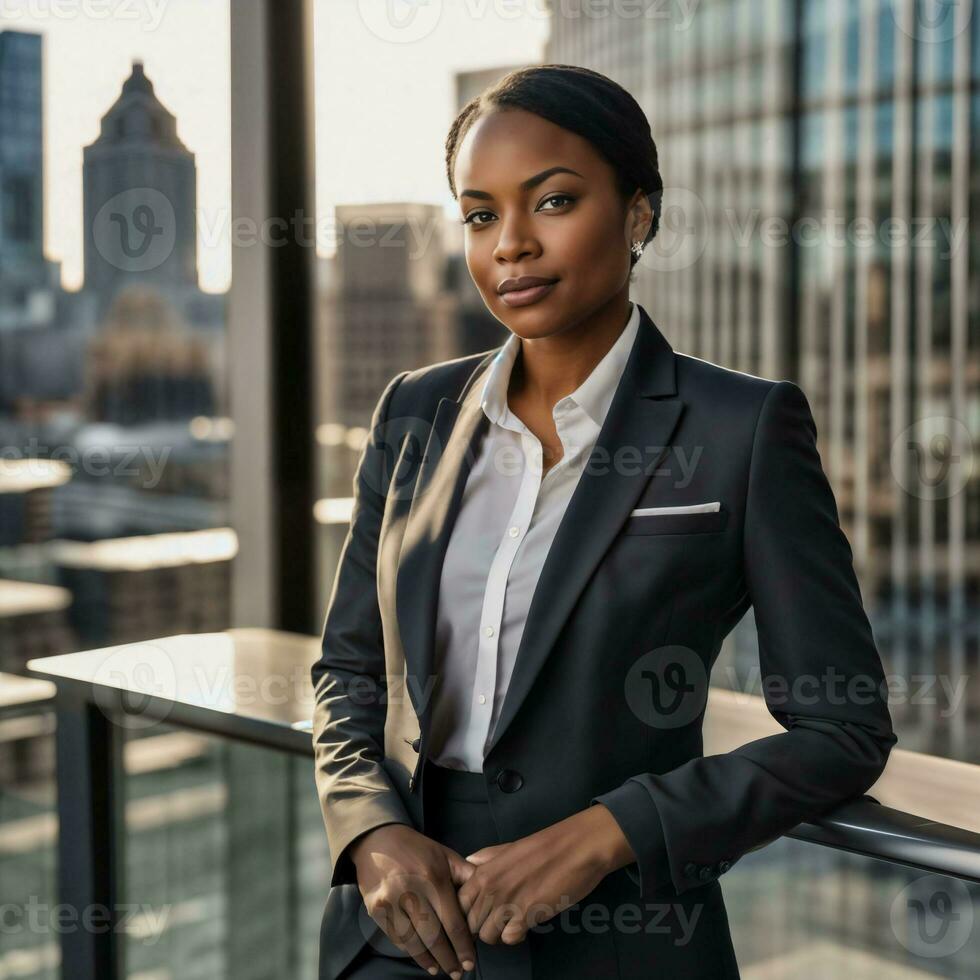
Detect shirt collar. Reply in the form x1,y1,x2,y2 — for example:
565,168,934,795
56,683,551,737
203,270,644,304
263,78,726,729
480,300,641,431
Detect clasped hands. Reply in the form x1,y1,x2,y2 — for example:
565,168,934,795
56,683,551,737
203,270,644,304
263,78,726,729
350,803,632,978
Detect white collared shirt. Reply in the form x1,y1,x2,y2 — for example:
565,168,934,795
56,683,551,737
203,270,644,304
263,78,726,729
428,301,642,772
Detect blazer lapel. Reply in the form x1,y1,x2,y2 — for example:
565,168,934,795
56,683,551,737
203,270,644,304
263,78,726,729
395,357,495,726
485,307,684,756
395,306,685,752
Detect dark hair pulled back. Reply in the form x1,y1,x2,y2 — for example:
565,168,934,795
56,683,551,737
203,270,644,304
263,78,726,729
445,64,663,274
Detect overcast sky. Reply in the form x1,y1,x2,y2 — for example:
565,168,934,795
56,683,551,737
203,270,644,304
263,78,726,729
0,0,548,293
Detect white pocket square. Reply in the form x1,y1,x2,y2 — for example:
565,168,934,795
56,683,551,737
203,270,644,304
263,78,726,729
629,501,721,516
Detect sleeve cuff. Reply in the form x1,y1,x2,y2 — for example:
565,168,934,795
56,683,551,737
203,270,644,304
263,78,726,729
589,777,672,899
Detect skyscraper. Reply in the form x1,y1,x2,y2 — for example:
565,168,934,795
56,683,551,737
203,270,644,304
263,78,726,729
82,61,199,313
547,2,979,765
0,30,45,316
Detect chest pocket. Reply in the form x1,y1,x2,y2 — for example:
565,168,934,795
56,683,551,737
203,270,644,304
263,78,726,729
620,507,729,536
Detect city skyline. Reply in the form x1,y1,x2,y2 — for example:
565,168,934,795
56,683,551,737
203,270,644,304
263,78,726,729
0,0,547,294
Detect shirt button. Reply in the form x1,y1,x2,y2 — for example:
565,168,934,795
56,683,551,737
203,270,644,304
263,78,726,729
478,694,486,704
508,526,520,537
485,626,494,637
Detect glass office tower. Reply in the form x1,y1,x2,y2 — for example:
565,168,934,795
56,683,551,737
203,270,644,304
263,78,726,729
0,30,45,315
548,0,979,765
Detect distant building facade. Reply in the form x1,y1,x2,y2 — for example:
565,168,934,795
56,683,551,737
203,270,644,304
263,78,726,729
546,0,980,762
0,30,60,330
82,60,223,328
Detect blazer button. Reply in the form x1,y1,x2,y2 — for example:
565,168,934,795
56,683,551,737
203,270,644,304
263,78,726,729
718,859,731,874
408,776,415,791
683,862,698,878
495,769,523,793
698,866,712,881
411,737,421,752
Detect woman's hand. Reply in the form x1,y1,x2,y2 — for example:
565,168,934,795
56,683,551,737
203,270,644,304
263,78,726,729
351,824,478,977
457,804,631,945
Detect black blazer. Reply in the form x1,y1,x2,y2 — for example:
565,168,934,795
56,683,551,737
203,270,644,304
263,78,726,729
312,304,898,979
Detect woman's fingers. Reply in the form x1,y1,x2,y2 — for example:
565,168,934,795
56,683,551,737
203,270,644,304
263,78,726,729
462,882,494,936
357,831,479,975
500,914,528,945
372,896,441,975
478,902,523,946
429,875,478,973
401,888,466,978
445,849,477,888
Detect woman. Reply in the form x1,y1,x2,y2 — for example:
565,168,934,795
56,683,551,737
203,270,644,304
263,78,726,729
312,65,897,980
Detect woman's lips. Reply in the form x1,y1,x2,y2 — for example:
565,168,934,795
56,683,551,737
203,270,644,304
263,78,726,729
498,280,558,308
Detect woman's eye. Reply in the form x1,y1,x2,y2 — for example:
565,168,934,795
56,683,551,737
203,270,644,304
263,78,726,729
461,194,574,226
462,210,494,226
539,193,574,210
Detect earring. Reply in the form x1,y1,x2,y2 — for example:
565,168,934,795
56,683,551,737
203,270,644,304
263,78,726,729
631,240,644,258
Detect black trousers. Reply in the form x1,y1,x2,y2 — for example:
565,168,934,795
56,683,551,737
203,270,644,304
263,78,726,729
338,759,533,980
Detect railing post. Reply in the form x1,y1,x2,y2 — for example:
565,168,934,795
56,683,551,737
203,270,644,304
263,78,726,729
54,690,125,980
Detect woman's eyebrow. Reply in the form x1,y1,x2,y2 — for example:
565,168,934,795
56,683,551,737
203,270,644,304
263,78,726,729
459,166,585,201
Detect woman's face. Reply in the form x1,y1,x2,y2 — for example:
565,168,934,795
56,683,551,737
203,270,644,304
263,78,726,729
453,107,648,339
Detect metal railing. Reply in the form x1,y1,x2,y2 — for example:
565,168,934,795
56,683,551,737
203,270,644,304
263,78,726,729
19,628,980,979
